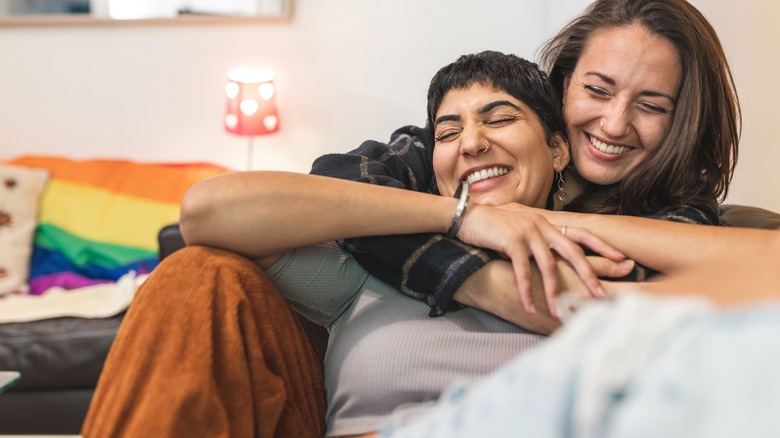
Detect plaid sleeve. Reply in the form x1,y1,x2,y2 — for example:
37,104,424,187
310,125,500,315
310,125,437,192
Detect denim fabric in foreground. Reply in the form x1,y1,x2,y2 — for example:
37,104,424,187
380,291,780,438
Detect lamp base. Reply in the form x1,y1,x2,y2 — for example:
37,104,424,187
246,136,254,171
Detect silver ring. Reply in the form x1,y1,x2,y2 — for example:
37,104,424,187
561,225,568,237
600,123,605,132
479,144,489,153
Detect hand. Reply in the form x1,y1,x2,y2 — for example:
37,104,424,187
454,260,561,335
454,257,634,332
553,255,635,317
456,203,626,316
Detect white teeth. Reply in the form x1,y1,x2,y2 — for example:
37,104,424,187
590,136,629,155
465,167,509,185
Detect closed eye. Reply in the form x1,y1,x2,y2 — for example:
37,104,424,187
585,85,609,97
486,116,517,126
435,129,461,142
639,101,673,114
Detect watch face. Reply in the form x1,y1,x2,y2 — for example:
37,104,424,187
0,371,20,393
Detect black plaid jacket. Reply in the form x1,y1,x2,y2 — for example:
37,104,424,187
310,125,718,316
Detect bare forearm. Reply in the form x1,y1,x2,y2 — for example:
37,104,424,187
179,171,455,262
453,260,561,335
544,210,770,273
632,231,780,307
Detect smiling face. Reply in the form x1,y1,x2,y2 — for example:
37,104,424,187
562,24,682,186
432,83,568,208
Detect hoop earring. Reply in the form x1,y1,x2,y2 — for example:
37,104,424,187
556,171,567,205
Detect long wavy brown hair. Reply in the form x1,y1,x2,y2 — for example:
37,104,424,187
539,0,740,216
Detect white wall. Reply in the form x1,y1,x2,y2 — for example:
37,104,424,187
688,0,780,213
1,0,778,212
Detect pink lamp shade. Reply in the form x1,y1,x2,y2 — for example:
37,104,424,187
224,67,280,136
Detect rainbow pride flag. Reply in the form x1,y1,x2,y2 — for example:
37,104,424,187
8,156,230,295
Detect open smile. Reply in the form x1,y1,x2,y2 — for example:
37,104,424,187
589,135,630,155
463,166,510,185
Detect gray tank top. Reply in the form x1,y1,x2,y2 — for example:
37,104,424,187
268,242,544,437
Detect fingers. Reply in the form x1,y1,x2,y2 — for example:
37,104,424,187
546,230,606,301
526,239,560,317
493,219,597,317
508,225,589,318
586,256,635,278
507,249,536,314
562,226,626,261
457,205,620,317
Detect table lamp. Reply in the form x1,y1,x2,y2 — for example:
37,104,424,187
224,67,280,170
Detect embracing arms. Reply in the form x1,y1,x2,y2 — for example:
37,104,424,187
309,126,626,317
180,168,626,326
520,206,772,274
180,171,458,269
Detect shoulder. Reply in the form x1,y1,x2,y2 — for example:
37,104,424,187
310,124,437,193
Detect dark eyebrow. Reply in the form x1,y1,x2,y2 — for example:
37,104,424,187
585,71,677,104
434,100,524,127
434,114,461,126
479,100,523,114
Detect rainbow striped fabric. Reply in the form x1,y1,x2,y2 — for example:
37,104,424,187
8,156,230,295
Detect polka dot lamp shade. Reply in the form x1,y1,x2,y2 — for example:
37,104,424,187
224,67,280,136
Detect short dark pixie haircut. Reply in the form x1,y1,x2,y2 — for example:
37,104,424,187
426,50,566,147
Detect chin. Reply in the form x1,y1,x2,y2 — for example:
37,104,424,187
581,173,622,187
474,193,510,207
576,164,626,186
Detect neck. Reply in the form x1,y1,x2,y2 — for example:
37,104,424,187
554,168,588,210
565,168,588,200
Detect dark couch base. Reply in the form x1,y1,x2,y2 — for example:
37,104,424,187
0,388,91,434
0,313,123,434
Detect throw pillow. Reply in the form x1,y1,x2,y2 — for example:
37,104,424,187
0,164,50,296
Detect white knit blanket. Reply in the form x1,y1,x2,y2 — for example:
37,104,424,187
0,271,147,323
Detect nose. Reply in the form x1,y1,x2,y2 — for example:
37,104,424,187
600,99,632,138
459,125,489,157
